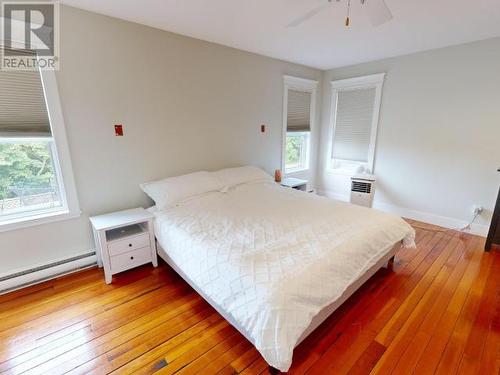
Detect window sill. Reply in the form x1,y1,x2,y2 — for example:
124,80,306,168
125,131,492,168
0,209,82,233
285,167,310,175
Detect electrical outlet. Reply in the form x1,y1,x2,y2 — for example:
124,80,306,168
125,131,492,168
472,205,483,215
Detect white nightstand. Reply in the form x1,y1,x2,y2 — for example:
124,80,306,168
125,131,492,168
90,208,158,284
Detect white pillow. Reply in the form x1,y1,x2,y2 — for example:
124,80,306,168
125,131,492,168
140,171,224,210
213,166,272,190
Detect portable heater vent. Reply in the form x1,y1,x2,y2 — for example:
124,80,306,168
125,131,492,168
351,181,372,194
350,174,376,208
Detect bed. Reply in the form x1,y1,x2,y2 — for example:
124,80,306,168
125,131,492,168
143,168,415,372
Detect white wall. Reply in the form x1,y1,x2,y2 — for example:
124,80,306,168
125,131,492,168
318,38,500,235
0,6,321,274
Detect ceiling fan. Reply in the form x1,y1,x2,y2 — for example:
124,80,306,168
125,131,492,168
287,0,393,28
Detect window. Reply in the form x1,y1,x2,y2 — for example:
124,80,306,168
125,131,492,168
0,47,79,230
330,73,385,174
0,139,62,217
285,131,309,171
282,76,317,174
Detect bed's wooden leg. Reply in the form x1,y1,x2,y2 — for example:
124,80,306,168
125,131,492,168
387,256,395,270
384,256,395,270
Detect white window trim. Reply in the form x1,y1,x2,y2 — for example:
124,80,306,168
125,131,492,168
0,20,81,233
282,75,318,175
328,73,385,175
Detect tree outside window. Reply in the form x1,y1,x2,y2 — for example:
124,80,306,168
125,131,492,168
0,141,61,215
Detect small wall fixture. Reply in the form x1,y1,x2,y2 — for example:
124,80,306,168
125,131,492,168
114,124,123,136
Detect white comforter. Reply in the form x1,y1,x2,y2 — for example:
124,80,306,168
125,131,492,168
153,182,415,371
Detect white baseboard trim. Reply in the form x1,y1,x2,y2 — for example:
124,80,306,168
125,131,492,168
318,189,489,237
0,251,97,295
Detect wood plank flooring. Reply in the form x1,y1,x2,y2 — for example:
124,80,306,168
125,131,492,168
0,220,498,374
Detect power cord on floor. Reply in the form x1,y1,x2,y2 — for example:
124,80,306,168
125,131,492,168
458,211,481,232
411,207,482,234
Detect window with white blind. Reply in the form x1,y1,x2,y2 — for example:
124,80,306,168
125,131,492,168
330,73,385,173
282,76,317,173
0,48,79,231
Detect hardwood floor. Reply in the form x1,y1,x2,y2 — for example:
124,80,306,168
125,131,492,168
0,221,498,374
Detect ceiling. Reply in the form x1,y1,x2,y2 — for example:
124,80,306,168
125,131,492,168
60,0,500,70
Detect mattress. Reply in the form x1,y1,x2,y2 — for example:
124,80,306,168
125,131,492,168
152,181,415,371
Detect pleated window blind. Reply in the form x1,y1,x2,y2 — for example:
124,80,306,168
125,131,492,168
332,87,376,162
287,90,311,132
0,51,51,138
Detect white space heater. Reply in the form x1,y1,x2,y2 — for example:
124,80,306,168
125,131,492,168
350,174,376,208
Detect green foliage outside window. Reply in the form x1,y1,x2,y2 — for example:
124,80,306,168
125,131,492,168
0,142,55,200
286,135,301,167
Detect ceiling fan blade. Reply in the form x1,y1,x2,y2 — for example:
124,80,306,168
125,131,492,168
287,3,330,28
364,0,393,26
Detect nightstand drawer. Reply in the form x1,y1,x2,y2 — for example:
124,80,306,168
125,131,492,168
110,246,152,274
108,233,150,256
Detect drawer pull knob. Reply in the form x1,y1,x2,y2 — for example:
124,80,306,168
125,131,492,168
128,244,132,247
130,256,134,260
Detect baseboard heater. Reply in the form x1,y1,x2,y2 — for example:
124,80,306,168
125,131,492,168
0,251,97,295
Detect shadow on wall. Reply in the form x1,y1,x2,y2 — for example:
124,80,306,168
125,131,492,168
372,177,407,208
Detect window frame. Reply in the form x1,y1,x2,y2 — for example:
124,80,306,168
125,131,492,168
328,73,385,175
282,75,318,175
0,33,80,232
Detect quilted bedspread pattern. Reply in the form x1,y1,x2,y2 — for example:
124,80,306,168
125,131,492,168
153,182,415,371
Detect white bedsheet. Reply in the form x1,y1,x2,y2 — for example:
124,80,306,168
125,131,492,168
152,182,415,371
